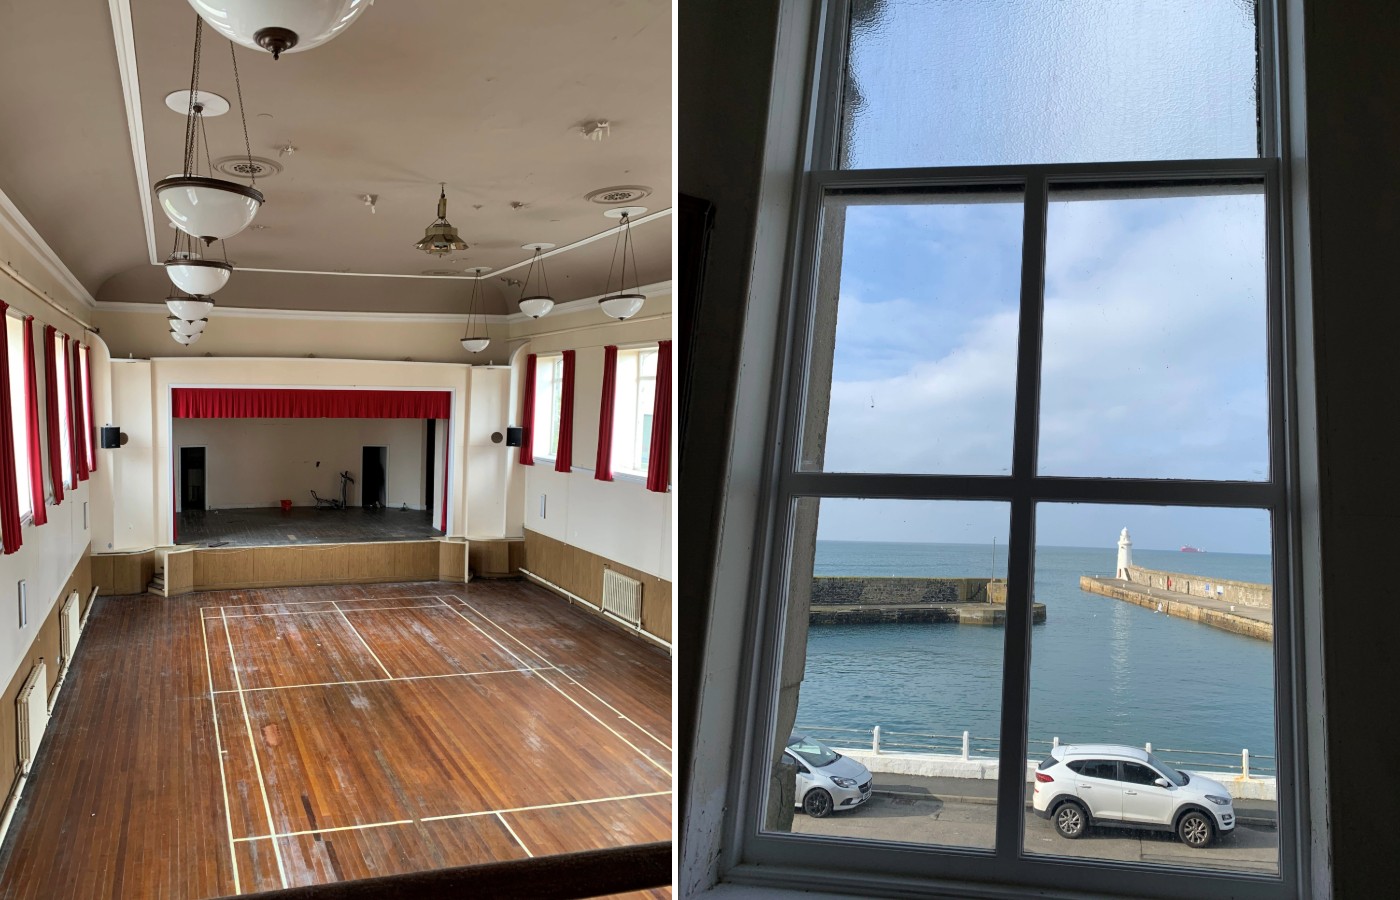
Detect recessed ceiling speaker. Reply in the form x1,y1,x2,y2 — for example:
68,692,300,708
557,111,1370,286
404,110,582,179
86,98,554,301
505,427,523,447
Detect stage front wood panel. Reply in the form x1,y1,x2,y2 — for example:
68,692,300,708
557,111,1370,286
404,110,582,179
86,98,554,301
0,580,672,899
164,541,443,594
524,530,672,643
91,550,151,597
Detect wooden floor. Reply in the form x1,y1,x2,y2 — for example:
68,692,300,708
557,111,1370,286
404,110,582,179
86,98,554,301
0,580,672,898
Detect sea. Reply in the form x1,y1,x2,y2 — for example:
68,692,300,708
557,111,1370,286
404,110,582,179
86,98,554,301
795,541,1277,769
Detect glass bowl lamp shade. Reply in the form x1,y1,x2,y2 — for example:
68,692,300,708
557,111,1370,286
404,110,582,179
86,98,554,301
155,175,264,243
170,329,203,346
166,294,215,320
598,292,646,320
165,258,232,295
168,316,209,337
185,0,372,60
460,337,490,353
518,296,554,319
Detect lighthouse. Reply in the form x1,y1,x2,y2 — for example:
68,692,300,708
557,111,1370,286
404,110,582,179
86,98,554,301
1117,527,1133,580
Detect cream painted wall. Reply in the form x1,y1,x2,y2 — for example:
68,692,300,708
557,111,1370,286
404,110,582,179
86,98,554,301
173,418,428,510
515,294,673,580
103,360,155,552
464,367,512,537
0,193,100,693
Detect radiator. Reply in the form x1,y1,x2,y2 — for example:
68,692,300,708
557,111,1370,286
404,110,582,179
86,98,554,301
17,662,48,774
60,592,81,670
601,569,643,627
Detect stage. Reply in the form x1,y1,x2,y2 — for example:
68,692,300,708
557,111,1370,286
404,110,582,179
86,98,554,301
176,506,440,548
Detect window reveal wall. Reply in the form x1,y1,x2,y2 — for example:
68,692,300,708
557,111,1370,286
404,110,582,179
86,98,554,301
172,418,428,510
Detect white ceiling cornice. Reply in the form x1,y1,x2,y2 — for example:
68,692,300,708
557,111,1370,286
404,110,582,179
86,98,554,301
94,280,673,325
108,0,159,266
0,185,98,309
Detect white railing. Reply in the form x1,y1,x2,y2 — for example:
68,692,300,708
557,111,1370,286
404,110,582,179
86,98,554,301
795,723,1276,779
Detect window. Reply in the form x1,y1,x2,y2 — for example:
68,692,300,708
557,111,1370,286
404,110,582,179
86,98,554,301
52,332,71,490
5,315,30,521
532,354,563,461
1071,760,1120,782
729,1,1304,898
613,347,657,477
1123,762,1163,787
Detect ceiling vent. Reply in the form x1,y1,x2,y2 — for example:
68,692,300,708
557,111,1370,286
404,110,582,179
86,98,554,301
586,185,652,205
214,156,284,180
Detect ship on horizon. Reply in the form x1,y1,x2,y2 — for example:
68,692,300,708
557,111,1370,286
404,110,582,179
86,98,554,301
1180,545,1206,553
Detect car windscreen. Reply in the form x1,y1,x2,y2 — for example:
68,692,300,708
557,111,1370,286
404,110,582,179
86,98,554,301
1145,752,1188,786
787,735,841,768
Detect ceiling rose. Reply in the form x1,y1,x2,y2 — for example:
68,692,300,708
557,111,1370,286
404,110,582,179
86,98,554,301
186,0,372,60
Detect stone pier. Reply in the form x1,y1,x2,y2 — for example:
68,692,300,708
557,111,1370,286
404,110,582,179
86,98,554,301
807,577,1046,626
1079,575,1272,641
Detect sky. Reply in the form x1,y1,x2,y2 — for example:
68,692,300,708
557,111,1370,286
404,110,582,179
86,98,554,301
810,2,1269,553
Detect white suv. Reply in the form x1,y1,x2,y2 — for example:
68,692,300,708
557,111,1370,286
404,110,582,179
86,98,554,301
1032,744,1235,848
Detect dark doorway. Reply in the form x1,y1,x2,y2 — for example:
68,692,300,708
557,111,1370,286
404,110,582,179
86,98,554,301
180,446,206,511
362,446,387,508
424,419,435,514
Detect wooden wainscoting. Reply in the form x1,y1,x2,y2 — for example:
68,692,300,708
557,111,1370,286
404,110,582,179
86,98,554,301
0,550,92,816
156,541,444,595
90,550,153,598
468,537,524,579
523,530,672,644
439,539,468,582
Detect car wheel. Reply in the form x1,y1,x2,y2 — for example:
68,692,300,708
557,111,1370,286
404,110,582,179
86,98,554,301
803,788,834,818
1177,809,1215,848
1053,801,1088,839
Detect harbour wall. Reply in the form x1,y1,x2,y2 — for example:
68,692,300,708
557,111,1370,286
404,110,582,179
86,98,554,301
807,577,1044,626
1080,576,1272,642
1125,564,1271,610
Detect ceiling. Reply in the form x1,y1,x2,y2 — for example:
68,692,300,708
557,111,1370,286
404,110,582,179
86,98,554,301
0,0,672,316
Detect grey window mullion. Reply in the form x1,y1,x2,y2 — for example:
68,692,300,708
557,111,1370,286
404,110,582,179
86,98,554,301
995,175,1048,861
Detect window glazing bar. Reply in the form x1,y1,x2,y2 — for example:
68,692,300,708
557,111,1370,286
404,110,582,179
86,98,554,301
780,473,1281,507
811,158,1274,191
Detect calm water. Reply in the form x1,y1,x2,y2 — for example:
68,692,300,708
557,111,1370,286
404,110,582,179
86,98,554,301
797,541,1276,766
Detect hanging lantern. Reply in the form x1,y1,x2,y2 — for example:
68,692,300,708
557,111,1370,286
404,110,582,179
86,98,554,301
599,209,647,320
166,292,216,320
165,232,233,295
415,184,469,256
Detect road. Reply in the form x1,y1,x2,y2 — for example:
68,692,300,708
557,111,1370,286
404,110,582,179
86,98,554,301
790,777,1279,874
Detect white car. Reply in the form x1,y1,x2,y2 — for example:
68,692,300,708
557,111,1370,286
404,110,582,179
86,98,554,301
1032,744,1235,848
785,734,872,818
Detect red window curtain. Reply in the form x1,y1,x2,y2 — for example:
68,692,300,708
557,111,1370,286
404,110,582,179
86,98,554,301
42,325,62,506
71,339,89,483
24,318,46,525
594,345,618,482
519,353,537,466
646,340,672,493
62,334,76,489
0,303,22,554
82,345,96,473
554,350,576,473
171,388,450,419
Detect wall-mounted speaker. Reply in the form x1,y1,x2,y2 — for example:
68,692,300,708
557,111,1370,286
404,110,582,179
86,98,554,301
505,426,523,447
100,426,122,449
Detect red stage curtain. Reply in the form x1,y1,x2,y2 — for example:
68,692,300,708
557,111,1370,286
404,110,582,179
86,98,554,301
171,388,451,419
62,334,77,489
0,304,23,554
42,325,62,506
82,345,96,473
555,350,576,473
594,346,618,482
646,340,672,493
519,354,537,466
23,318,45,525
71,339,88,483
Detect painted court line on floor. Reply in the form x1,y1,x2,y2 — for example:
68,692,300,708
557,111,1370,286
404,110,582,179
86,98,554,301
432,598,672,778
211,603,449,619
496,812,533,858
221,607,290,889
446,594,672,753
198,612,241,895
230,791,673,842
331,600,395,679
209,666,539,695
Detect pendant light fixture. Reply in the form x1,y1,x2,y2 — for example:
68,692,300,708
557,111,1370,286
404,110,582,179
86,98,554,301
168,316,209,337
598,208,647,320
154,17,264,244
171,330,203,346
415,184,469,256
517,243,556,319
186,0,372,60
460,267,492,353
165,229,233,295
166,291,216,321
